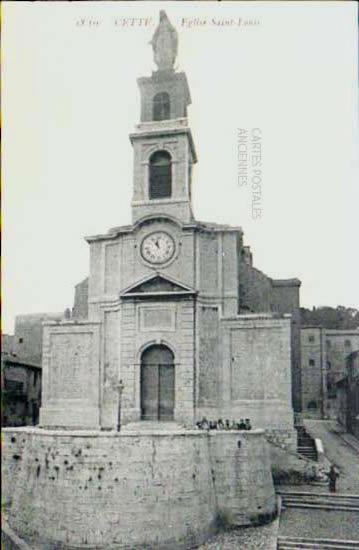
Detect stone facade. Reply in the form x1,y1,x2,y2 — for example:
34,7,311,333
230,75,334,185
39,15,298,450
3,427,276,549
300,326,359,419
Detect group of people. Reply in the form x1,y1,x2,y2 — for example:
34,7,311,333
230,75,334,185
196,417,252,431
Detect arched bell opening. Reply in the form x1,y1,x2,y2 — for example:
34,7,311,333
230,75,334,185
149,150,172,199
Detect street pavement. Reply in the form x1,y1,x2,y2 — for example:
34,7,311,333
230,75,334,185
303,419,359,494
278,420,359,542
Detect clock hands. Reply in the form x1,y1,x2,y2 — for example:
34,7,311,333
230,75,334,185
141,232,175,264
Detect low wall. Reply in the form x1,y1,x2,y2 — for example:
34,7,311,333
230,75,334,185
265,428,297,452
269,440,327,485
3,427,276,549
2,431,27,508
209,430,276,526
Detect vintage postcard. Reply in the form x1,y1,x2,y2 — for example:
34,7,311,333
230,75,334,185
2,2,359,549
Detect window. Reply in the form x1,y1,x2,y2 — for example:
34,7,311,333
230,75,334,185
327,380,337,399
149,151,172,199
19,338,23,344
153,92,170,121
5,379,24,393
326,361,331,370
345,340,351,348
309,359,315,366
307,400,317,410
308,335,315,343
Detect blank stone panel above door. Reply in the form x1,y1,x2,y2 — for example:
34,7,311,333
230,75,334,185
139,305,176,332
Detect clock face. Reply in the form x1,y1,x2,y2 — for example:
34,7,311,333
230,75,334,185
141,231,176,265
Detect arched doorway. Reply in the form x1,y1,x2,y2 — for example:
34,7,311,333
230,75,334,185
140,345,175,421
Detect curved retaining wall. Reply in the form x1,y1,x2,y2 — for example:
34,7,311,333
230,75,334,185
3,427,276,549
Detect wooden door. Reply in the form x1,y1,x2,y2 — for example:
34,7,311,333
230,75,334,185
141,345,175,421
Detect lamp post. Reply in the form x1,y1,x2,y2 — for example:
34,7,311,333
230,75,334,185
115,378,125,432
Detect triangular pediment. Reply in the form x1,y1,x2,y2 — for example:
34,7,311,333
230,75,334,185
120,274,196,298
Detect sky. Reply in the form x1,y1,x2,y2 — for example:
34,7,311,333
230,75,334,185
2,1,359,334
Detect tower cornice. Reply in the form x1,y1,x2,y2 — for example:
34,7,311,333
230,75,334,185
129,125,198,164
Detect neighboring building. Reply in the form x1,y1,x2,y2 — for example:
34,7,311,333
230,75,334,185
38,13,301,450
300,327,359,418
336,350,359,439
2,334,15,355
1,313,63,426
326,329,359,396
72,278,89,319
2,355,42,426
300,327,327,418
14,312,64,365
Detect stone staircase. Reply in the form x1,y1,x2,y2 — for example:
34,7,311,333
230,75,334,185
277,536,359,549
296,424,318,461
277,491,359,512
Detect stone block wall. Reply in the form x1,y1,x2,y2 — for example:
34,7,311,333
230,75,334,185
3,427,276,549
39,322,101,429
195,314,296,449
220,314,294,431
198,305,220,408
2,430,27,507
265,429,297,452
209,431,276,526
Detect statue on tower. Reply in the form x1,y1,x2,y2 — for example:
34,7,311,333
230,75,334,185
150,11,178,71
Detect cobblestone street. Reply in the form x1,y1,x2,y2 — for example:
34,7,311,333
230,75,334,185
198,521,278,550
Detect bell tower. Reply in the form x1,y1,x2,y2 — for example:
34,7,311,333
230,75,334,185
130,11,197,224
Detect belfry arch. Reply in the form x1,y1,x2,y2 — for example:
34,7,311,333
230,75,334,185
140,344,175,421
149,150,172,200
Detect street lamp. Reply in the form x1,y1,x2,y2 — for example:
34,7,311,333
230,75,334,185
115,378,125,432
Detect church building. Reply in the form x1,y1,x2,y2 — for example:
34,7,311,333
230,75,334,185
39,11,300,449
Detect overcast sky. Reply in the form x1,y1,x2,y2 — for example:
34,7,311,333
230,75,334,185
2,1,359,334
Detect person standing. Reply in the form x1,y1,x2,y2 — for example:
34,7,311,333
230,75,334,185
244,418,252,431
328,465,339,493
